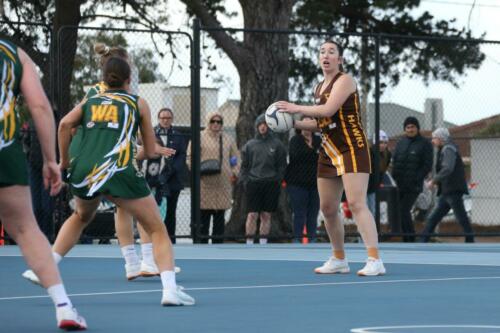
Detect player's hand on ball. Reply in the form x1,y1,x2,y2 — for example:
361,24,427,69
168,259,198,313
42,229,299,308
275,101,300,114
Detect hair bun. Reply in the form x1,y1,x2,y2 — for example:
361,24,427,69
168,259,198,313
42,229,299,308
94,43,110,56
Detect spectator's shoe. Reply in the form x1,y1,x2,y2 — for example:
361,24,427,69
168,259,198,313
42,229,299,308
22,269,42,286
161,286,195,306
140,261,181,277
125,262,141,281
314,257,350,274
56,305,87,331
357,257,386,276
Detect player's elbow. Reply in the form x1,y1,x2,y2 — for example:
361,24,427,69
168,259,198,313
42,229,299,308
58,116,74,132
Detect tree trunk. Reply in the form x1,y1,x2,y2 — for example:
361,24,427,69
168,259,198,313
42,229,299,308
227,1,294,239
52,0,83,118
51,0,83,229
182,0,295,240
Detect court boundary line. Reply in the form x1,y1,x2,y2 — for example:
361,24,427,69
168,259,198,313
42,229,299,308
1,275,500,301
1,254,499,267
351,324,500,332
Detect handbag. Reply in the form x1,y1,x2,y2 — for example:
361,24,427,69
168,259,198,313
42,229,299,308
200,135,223,176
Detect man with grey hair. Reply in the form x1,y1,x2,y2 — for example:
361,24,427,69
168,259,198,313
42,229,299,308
421,128,474,243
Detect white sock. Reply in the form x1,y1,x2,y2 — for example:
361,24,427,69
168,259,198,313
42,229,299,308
52,252,63,265
121,245,140,266
160,270,177,290
246,238,253,245
47,284,72,308
259,238,268,245
141,243,155,265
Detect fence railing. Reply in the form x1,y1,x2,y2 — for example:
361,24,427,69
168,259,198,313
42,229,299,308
1,20,500,244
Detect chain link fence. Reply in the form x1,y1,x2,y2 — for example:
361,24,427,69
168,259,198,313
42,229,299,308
197,27,500,242
2,21,500,244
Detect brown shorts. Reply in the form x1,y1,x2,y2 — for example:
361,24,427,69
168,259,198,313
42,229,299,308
317,144,371,178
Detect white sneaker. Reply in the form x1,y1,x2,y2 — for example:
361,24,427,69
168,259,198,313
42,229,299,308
314,257,350,274
56,305,87,331
140,261,181,277
125,262,141,280
22,269,42,286
161,286,195,306
357,257,386,276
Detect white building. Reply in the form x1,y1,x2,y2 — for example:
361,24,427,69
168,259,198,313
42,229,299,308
84,83,219,127
138,83,218,127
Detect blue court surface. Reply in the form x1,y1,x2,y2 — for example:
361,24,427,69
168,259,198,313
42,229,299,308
1,243,500,333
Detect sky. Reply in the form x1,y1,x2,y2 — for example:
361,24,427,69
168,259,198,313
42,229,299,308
163,0,500,126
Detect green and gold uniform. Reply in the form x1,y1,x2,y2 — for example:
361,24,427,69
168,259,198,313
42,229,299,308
69,82,109,158
0,39,27,186
69,89,150,199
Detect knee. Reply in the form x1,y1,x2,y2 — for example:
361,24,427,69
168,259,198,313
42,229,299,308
260,212,271,221
247,212,258,221
347,199,367,215
74,210,96,224
321,203,339,220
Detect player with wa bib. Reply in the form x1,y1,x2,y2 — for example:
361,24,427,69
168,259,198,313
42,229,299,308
59,57,194,305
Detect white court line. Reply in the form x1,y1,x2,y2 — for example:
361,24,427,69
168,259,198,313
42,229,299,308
1,276,500,301
1,254,500,266
351,325,500,333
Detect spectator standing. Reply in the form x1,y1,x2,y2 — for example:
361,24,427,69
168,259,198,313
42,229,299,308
187,112,239,243
241,114,287,245
367,130,392,216
421,128,474,243
392,117,433,242
284,122,321,242
153,108,187,244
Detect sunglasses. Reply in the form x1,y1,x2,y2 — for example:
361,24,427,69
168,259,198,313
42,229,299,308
159,117,172,120
210,119,223,124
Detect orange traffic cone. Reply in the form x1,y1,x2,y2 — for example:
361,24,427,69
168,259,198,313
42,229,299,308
302,226,308,244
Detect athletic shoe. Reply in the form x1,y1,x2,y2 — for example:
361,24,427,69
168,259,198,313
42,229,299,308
22,269,41,286
140,261,159,277
125,262,141,280
357,257,386,276
140,261,181,277
56,305,87,331
314,257,350,274
161,286,195,306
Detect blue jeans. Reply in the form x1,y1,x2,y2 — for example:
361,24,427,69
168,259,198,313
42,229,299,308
421,193,474,243
287,185,320,242
367,192,376,217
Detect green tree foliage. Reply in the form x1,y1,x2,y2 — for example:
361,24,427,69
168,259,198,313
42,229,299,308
290,0,486,100
477,120,500,138
0,0,168,113
72,31,164,102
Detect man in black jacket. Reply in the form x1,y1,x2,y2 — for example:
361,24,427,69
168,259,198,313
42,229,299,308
392,117,433,242
149,108,187,244
421,128,474,243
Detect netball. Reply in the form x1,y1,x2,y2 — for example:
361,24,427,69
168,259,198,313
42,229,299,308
265,102,294,133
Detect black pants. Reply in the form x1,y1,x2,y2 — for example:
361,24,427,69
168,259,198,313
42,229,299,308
155,190,181,244
198,209,225,244
399,191,419,242
422,193,474,243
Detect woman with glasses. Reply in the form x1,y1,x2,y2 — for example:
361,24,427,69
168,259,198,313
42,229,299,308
187,112,239,243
